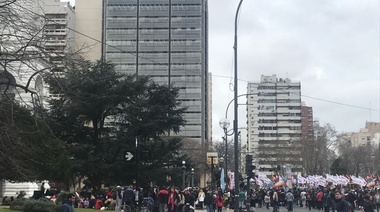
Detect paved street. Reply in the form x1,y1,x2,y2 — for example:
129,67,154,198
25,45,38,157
242,207,319,212
195,206,325,212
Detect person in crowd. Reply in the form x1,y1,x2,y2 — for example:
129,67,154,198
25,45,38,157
167,187,179,212
41,182,45,196
374,190,380,212
334,190,350,212
83,197,90,208
115,186,123,212
204,190,214,212
258,189,265,208
215,192,224,212
364,195,375,212
323,190,335,212
238,189,246,209
123,186,135,210
285,190,294,212
272,190,279,212
198,189,205,209
300,189,307,208
264,193,271,210
316,189,324,210
95,197,104,210
61,193,76,212
157,186,168,212
346,190,356,211
184,189,196,207
307,191,313,210
178,190,186,212
106,189,113,199
293,189,300,207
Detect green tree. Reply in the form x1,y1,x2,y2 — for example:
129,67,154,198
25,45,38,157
0,100,70,182
330,157,347,175
47,59,186,188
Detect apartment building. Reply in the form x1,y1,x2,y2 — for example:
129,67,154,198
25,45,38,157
301,102,314,142
247,75,302,176
350,122,380,147
44,0,75,99
44,0,75,54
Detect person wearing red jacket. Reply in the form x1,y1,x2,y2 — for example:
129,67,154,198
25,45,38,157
95,198,103,210
167,187,179,212
157,187,168,212
316,190,324,210
215,193,224,212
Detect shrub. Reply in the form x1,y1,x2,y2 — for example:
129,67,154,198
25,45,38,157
10,198,27,210
10,198,59,212
2,196,11,205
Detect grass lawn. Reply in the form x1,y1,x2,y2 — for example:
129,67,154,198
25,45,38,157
0,206,11,212
0,206,93,212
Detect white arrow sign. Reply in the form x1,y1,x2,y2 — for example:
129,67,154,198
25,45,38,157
125,152,134,161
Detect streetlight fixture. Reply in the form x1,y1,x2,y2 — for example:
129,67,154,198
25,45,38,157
182,161,186,189
191,168,194,188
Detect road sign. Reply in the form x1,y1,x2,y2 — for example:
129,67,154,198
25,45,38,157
207,152,218,165
125,151,134,161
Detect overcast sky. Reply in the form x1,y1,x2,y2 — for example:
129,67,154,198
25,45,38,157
68,0,380,141
209,0,379,140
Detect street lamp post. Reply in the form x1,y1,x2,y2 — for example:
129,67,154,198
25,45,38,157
191,168,194,187
219,118,230,190
233,0,243,211
182,161,186,189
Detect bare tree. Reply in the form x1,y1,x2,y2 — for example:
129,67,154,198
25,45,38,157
301,123,338,175
336,135,377,176
0,0,85,182
213,138,236,172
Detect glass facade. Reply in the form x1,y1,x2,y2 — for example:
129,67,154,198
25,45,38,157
104,0,208,141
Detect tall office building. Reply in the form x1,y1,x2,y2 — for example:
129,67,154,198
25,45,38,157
76,0,210,145
247,75,302,176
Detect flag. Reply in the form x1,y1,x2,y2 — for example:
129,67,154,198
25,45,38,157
366,176,376,188
220,168,225,192
273,175,285,188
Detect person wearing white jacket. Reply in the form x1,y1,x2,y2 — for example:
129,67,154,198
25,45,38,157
198,189,205,209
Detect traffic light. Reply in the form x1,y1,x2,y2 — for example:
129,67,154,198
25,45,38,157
245,155,255,178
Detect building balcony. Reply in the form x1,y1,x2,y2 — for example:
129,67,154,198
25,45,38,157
46,19,67,25
45,40,67,47
45,29,67,36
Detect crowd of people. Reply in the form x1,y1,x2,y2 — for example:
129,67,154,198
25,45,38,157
244,186,380,212
67,185,242,212
56,184,380,212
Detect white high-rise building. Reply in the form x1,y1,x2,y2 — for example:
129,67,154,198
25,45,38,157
44,0,75,55
247,75,302,176
0,0,49,107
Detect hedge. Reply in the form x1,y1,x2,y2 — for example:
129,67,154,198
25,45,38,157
10,198,60,212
